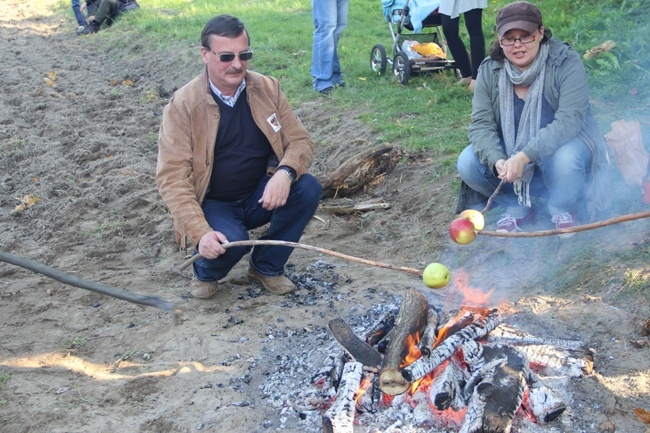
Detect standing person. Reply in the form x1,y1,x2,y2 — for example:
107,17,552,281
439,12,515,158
311,0,349,95
72,0,87,34
157,15,322,299
456,1,610,235
439,0,487,91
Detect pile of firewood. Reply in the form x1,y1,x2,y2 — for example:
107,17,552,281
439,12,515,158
318,289,594,433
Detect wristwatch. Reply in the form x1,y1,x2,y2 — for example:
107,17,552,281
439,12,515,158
277,165,296,183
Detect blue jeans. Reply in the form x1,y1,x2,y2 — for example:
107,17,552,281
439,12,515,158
311,0,349,92
457,138,592,218
193,173,322,282
72,0,86,26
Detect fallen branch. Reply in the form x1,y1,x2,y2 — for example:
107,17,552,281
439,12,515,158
479,210,650,238
178,240,421,276
0,251,180,317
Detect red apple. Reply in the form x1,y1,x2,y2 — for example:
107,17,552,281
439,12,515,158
449,217,477,244
459,209,485,231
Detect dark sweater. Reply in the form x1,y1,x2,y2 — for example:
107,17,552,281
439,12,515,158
205,88,272,202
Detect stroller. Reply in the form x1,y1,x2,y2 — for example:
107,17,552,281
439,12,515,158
371,0,456,85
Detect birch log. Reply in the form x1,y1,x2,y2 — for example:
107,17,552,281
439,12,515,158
460,344,529,433
401,309,502,383
322,361,364,433
378,289,429,395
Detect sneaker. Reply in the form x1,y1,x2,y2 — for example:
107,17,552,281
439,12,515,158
76,25,85,35
81,21,100,35
552,212,578,238
318,86,334,96
190,276,218,299
247,266,295,295
496,210,535,233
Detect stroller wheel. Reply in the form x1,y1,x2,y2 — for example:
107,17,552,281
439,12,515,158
370,44,387,76
393,51,411,85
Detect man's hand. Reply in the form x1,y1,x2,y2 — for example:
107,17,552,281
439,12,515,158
80,2,87,12
198,231,228,259
496,152,530,183
258,172,291,210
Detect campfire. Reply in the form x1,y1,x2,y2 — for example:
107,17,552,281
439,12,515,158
314,288,594,433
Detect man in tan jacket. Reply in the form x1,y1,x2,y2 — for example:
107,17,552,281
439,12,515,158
157,15,322,299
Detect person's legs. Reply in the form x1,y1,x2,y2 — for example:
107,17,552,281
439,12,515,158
441,14,471,79
463,8,485,80
72,0,86,26
457,145,518,211
246,174,322,276
92,0,117,26
540,137,592,217
311,0,349,92
193,200,251,282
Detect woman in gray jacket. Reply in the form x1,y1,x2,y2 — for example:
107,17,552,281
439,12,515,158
456,1,610,235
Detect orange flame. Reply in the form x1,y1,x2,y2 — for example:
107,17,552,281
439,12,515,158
453,269,495,307
400,333,422,368
354,376,373,404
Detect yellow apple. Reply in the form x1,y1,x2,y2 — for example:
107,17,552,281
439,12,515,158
449,217,477,245
422,262,451,289
459,209,485,231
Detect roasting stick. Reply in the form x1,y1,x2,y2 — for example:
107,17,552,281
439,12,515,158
471,180,650,238
480,179,505,214
178,239,422,276
479,210,650,238
0,251,181,317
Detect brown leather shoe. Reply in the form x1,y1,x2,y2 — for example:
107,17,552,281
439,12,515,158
247,266,295,295
190,276,218,299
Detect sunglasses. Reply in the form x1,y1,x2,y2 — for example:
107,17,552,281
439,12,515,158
210,50,253,62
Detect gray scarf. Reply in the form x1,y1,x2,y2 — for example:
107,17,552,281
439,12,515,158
499,43,549,207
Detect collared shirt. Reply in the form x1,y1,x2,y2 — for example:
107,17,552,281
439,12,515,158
209,79,246,107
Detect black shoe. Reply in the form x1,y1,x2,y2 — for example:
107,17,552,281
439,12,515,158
81,21,100,35
318,86,334,96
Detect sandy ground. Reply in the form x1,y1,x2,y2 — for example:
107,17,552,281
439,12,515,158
0,1,649,433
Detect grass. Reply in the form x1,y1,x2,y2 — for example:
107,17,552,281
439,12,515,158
54,0,650,154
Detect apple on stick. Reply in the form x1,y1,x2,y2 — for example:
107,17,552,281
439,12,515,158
422,262,451,288
449,217,477,244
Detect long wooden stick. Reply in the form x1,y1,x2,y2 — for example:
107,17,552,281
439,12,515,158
0,251,180,316
481,179,505,214
479,210,650,238
178,240,422,276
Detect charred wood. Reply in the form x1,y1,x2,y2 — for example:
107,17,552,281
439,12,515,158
429,358,467,411
516,344,593,377
460,344,529,433
379,290,429,396
523,371,567,424
322,361,364,433
418,306,441,357
363,310,396,346
489,324,585,349
402,309,502,383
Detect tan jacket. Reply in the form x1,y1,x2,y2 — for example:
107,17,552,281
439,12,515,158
156,68,315,248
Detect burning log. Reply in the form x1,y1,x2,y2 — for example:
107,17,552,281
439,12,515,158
489,324,585,349
523,371,567,423
322,361,364,433
379,290,429,396
418,306,440,357
516,344,593,377
460,344,529,433
363,310,396,346
402,309,502,383
429,358,467,411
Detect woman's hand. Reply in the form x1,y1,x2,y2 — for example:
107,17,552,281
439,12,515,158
497,152,530,183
